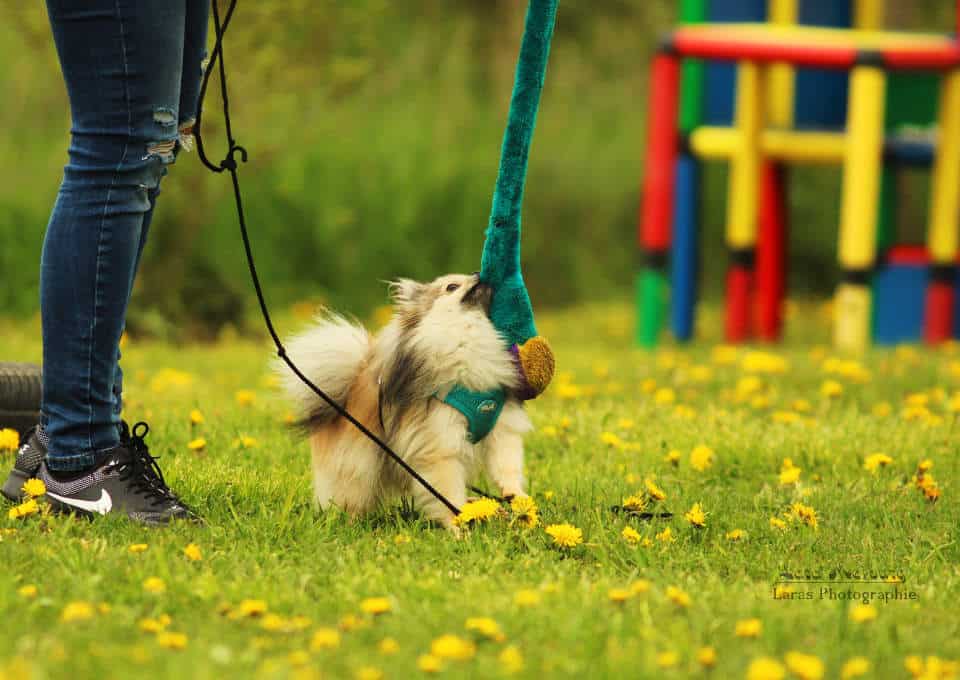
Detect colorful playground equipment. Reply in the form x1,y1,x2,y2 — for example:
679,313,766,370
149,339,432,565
637,0,960,350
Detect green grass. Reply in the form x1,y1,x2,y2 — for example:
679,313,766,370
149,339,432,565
1,303,959,680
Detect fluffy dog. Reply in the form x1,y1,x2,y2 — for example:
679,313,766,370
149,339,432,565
277,273,531,530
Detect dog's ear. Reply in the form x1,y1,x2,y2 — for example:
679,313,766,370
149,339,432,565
388,278,427,307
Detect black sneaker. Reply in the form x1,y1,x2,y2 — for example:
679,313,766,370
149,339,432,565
39,422,197,526
1,427,45,502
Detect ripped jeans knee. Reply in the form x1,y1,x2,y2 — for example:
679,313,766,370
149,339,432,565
144,109,196,163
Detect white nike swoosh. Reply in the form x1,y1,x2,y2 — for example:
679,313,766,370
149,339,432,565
46,489,112,515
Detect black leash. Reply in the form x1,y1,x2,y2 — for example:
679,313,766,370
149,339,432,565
193,0,460,517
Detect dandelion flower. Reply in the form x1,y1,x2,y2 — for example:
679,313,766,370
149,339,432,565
60,601,95,623
0,428,20,451
499,645,524,674
21,478,46,498
622,493,648,513
840,657,870,679
747,657,786,680
684,503,707,528
656,651,678,668
820,380,843,398
355,667,383,680
464,617,505,642
310,628,340,651
360,597,391,615
726,529,745,541
18,585,37,599
237,599,268,618
644,477,667,501
235,390,256,406
545,523,583,549
183,543,202,561
417,654,443,673
849,603,877,623
143,577,166,594
872,402,892,417
864,453,893,472
655,526,675,543
128,543,148,554
621,526,641,545
630,579,651,595
8,499,39,520
455,498,500,527
600,431,624,449
608,588,632,604
665,586,690,608
156,632,187,650
378,638,399,655
394,533,411,545
697,647,717,668
233,435,258,449
139,617,168,633
690,445,715,471
785,651,824,680
769,516,788,531
189,409,205,425
514,589,541,607
790,503,818,529
430,634,476,661
187,438,207,451
510,495,539,528
735,618,762,638
665,450,681,466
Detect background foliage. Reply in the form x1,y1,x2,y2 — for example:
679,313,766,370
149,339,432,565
0,1,951,338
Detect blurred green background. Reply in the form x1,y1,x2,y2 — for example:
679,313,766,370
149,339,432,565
0,1,952,339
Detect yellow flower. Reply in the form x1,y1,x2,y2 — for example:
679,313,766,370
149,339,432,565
772,410,802,424
156,632,187,650
712,345,738,365
665,586,690,608
187,438,207,451
556,383,582,399
235,389,256,406
259,613,288,632
128,543,149,554
233,435,258,449
726,529,745,541
622,493,648,513
872,401,892,417
360,597,391,615
747,657,786,680
60,601,95,623
545,523,583,549
143,577,166,594
779,463,801,486
741,351,789,374
769,516,788,531
665,449,681,466
735,618,762,638
430,634,476,661
0,428,20,451
630,579,651,595
621,526,641,545
310,628,340,650
655,526,674,543
864,453,893,472
608,588,632,603
464,617,505,641
139,617,169,633
514,589,541,607
510,495,539,528
849,603,877,623
378,637,399,655
541,425,558,437
8,499,39,520
654,387,676,405
417,654,443,673
183,543,202,561
785,651,824,680
683,502,707,528
149,368,194,392
600,431,624,449
690,445,715,471
189,409,205,425
287,650,310,667
840,657,870,679
697,647,717,668
21,478,46,498
455,497,501,526
18,585,38,599
790,503,818,529
792,399,812,412
656,651,678,668
820,380,843,398
644,477,667,501
394,533,412,545
355,667,382,680
499,645,525,674
237,599,268,617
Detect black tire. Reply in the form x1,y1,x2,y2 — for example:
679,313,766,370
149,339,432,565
0,362,42,438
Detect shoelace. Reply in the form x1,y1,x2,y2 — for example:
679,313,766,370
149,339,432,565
121,422,179,503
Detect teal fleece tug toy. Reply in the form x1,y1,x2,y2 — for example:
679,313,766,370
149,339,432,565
443,0,558,442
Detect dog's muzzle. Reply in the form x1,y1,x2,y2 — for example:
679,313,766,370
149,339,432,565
461,280,493,312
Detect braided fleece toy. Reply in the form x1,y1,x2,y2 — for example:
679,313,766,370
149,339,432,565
479,0,557,400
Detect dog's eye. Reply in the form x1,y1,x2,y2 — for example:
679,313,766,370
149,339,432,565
446,283,460,293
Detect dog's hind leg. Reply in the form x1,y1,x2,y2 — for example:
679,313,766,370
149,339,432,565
310,428,382,517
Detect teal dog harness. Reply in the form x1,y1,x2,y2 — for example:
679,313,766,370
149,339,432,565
441,385,506,443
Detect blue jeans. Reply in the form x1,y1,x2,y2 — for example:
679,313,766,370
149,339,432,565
40,0,209,470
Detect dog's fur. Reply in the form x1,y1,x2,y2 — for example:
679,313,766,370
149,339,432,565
276,273,532,530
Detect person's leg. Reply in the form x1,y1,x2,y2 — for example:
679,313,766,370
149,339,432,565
109,0,208,423
41,0,188,470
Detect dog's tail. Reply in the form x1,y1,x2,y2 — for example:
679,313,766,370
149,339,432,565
275,312,371,428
